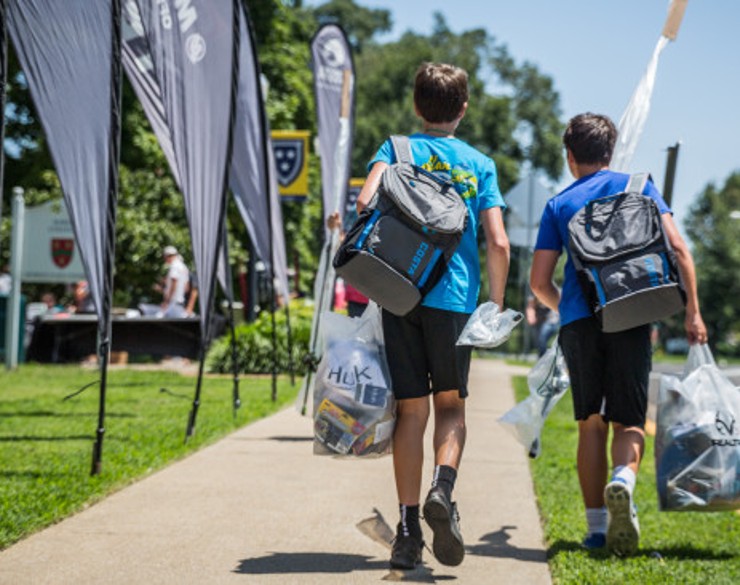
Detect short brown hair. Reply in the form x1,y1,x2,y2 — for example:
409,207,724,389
563,113,617,165
413,62,469,124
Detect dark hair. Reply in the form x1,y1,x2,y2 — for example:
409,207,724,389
413,62,469,123
563,113,617,165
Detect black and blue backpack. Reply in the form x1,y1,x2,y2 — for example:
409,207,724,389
333,135,468,316
568,173,686,332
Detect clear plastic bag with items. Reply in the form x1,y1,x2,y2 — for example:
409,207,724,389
456,302,523,348
655,344,740,511
313,302,395,457
498,342,570,458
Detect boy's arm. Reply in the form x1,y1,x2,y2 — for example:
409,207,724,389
480,206,510,308
661,212,708,344
530,250,561,312
356,162,388,212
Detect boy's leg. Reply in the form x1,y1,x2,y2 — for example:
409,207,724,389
603,324,651,556
389,396,429,570
432,389,466,469
611,423,645,475
423,389,466,567
559,318,610,548
393,397,430,506
382,308,429,569
577,414,609,509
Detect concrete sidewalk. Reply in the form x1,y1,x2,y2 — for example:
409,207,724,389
0,359,551,585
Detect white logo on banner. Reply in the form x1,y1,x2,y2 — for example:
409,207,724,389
317,37,347,88
186,33,206,63
157,0,173,29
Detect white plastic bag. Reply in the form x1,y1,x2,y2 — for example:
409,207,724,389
498,342,570,458
655,343,740,511
456,302,523,348
312,302,395,457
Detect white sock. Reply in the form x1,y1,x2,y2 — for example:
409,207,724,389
586,507,607,535
611,465,637,493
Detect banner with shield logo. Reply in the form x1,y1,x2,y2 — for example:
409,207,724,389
272,129,309,200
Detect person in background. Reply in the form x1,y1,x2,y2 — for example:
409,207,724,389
0,264,11,295
184,271,199,317
327,211,369,318
41,292,64,314
69,280,95,314
526,295,559,356
530,112,707,556
160,246,190,318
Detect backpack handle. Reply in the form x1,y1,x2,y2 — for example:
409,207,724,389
390,135,414,166
584,173,650,239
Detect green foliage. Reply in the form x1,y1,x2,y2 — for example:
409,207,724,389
206,299,314,375
513,376,740,584
350,12,564,191
312,0,392,51
2,0,565,318
0,364,298,550
684,171,740,356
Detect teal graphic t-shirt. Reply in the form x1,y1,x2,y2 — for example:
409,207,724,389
369,134,505,314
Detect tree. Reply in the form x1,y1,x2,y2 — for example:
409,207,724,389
312,0,392,52
684,171,740,355
349,12,563,193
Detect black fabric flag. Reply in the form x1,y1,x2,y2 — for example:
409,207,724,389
299,25,356,412
130,0,236,342
229,4,289,299
7,0,120,338
121,0,180,186
7,0,122,474
122,1,288,307
311,24,355,236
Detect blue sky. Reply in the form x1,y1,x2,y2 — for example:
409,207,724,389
307,0,740,234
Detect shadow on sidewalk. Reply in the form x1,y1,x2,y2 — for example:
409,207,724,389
467,525,548,563
233,552,387,574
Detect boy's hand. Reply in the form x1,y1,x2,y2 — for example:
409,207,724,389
685,310,708,345
326,211,342,231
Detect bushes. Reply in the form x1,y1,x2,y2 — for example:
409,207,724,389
206,299,315,375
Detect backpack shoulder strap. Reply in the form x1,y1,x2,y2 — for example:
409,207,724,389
390,135,414,166
625,172,650,195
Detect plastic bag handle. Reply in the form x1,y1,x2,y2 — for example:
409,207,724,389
683,343,716,377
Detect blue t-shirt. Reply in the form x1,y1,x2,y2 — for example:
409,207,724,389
535,169,671,327
369,134,506,313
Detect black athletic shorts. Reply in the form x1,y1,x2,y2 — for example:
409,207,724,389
381,305,472,400
558,316,651,427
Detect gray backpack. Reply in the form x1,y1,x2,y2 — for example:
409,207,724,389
333,135,468,316
568,173,686,332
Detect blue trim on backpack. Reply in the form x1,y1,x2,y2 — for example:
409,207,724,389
417,248,443,288
659,252,671,285
590,268,607,305
355,210,381,250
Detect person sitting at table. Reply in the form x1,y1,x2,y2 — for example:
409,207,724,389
68,281,95,314
139,246,190,318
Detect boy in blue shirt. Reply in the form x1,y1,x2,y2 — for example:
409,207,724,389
356,62,510,570
530,113,707,555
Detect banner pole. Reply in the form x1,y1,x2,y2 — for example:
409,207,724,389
0,0,7,239
228,296,241,417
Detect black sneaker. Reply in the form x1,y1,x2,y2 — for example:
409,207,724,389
389,524,423,570
423,486,465,566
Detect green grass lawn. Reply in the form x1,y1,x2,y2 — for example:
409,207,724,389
513,376,740,585
0,364,298,550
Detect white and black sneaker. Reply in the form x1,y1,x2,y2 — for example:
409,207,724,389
423,487,465,566
605,479,640,556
